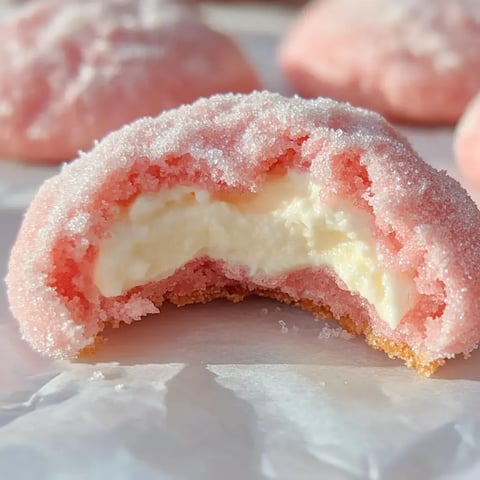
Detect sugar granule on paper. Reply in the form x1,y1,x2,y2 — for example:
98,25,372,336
318,324,354,340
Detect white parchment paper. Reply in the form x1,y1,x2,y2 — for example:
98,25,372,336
0,3,480,479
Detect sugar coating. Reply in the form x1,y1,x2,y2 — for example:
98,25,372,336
6,91,480,372
454,92,480,184
0,0,259,163
280,0,480,124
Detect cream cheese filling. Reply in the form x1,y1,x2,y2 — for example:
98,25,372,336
94,171,417,329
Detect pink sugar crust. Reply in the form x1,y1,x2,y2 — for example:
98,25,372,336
454,91,480,184
0,0,259,163
7,91,480,369
280,0,480,125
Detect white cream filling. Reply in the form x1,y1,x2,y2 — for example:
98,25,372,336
94,171,417,329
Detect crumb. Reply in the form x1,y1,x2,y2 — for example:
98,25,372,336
90,370,105,381
318,324,354,340
340,330,354,340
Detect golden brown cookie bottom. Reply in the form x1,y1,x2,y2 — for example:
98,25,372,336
82,286,445,376
162,286,445,376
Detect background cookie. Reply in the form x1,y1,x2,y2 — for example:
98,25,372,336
280,0,480,124
454,91,480,184
0,0,260,163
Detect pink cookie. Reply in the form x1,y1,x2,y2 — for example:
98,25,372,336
454,92,480,184
7,91,480,376
280,0,480,124
0,0,259,163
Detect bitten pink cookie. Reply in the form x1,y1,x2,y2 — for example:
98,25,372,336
280,0,480,124
454,92,480,184
0,0,259,163
7,92,480,376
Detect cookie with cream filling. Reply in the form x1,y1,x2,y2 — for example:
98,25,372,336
7,91,480,375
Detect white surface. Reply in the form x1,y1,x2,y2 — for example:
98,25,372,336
1,2,480,480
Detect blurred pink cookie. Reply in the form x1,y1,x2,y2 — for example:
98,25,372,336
0,0,259,163
7,91,480,376
454,92,480,184
280,0,480,124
